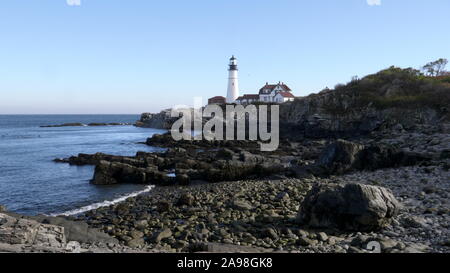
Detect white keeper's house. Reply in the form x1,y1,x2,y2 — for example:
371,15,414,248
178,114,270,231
235,82,295,105
208,56,296,105
253,82,295,104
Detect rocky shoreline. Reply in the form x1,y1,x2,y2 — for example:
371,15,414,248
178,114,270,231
2,132,449,253
42,124,448,253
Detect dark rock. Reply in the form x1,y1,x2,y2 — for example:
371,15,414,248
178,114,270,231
177,193,195,206
423,186,436,194
91,161,121,185
156,201,172,212
40,123,85,128
297,183,401,231
216,148,235,160
176,174,190,185
440,149,450,159
316,140,432,175
316,139,364,174
91,160,168,185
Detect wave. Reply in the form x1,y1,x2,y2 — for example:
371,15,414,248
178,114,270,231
52,185,155,217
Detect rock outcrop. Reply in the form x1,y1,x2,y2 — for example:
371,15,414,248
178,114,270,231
0,213,66,249
26,215,119,245
91,160,170,185
297,183,401,231
316,139,432,175
135,110,177,129
0,213,162,253
135,108,205,130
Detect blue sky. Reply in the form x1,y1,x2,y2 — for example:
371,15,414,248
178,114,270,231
0,0,449,114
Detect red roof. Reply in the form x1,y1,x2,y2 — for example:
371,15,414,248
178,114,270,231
209,96,225,100
259,83,292,93
208,96,226,104
242,94,259,99
277,91,295,98
259,84,277,92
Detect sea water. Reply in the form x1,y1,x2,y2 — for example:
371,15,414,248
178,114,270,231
0,115,166,215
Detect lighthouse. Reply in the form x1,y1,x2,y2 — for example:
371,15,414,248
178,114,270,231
226,55,240,103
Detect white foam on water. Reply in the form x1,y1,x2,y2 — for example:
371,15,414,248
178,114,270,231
52,185,155,216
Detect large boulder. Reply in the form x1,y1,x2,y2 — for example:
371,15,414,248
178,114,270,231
297,183,401,231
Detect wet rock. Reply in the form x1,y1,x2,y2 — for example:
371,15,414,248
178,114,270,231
298,183,401,231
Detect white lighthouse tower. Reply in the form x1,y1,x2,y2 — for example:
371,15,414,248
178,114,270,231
226,55,240,103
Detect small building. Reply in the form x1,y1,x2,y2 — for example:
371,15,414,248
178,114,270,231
208,96,226,105
235,94,260,105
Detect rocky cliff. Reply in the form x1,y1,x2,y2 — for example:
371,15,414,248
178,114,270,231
280,67,450,139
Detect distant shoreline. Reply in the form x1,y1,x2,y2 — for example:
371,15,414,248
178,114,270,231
40,122,133,128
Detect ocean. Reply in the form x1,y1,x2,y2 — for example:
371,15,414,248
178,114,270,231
0,115,166,216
